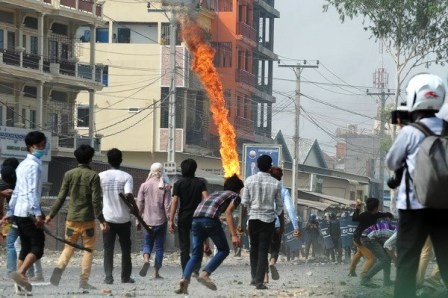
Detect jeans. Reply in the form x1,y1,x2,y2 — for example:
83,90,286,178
143,222,167,269
178,220,201,273
248,219,275,286
103,221,132,282
183,218,229,281
56,220,96,283
361,237,391,283
6,225,19,275
394,209,448,298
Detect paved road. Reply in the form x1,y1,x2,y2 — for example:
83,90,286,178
0,250,399,297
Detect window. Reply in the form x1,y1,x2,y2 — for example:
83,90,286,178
30,36,38,54
61,113,69,134
236,95,242,117
244,96,251,119
6,106,14,127
77,106,89,128
0,106,2,125
48,40,58,62
7,31,15,50
30,110,36,129
128,107,140,113
218,0,232,12
51,91,67,102
96,28,109,43
117,28,130,43
212,42,232,67
224,89,231,111
48,113,58,133
0,29,3,49
0,82,13,94
24,17,38,29
23,86,37,98
21,108,26,125
51,23,68,36
22,35,26,50
0,11,14,24
61,44,68,59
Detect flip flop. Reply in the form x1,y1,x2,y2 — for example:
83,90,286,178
139,262,150,277
10,272,32,292
270,265,280,280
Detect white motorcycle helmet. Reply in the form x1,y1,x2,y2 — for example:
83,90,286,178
406,73,446,112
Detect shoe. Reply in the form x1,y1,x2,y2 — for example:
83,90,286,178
79,282,97,290
192,271,200,279
348,271,357,277
154,275,164,279
384,280,394,287
50,268,63,286
139,262,150,277
250,280,256,285
425,277,444,289
29,274,45,282
122,278,135,284
10,272,32,292
197,274,217,291
104,278,113,284
256,283,268,290
269,264,280,280
174,279,189,295
361,279,380,288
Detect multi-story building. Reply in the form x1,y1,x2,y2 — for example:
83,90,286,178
74,0,279,174
0,0,105,182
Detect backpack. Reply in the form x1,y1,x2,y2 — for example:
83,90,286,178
407,121,448,209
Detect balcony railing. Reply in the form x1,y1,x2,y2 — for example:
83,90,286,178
236,69,256,87
235,116,255,136
56,0,103,17
55,135,101,152
238,22,257,43
23,53,40,70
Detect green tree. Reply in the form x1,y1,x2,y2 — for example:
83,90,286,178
324,0,448,113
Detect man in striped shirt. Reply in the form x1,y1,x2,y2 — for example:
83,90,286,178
240,155,283,290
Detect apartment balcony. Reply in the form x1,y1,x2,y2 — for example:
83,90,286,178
235,116,255,140
238,22,257,44
236,69,256,87
254,0,280,18
59,0,102,17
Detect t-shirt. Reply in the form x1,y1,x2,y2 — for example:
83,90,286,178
172,177,207,223
99,169,133,223
352,209,392,244
193,190,241,219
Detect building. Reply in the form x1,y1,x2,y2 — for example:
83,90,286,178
0,0,106,182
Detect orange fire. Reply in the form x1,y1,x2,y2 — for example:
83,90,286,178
180,18,240,178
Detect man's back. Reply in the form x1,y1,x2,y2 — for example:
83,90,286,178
173,177,207,223
99,169,133,223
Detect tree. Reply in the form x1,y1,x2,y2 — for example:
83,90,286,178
324,1,448,114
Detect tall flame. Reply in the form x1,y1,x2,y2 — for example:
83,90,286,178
180,18,240,178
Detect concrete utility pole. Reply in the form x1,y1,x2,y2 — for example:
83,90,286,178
367,71,394,209
279,61,319,208
165,8,177,176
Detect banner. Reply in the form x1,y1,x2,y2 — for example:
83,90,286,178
242,144,281,179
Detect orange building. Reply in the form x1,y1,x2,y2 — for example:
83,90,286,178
203,0,279,147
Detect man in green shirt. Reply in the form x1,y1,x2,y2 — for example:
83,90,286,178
45,144,108,289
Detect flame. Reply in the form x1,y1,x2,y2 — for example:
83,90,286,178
180,18,240,178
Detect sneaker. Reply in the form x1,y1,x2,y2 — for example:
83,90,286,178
269,264,280,280
256,283,268,290
361,279,380,288
139,262,150,277
10,272,32,292
50,268,63,286
174,279,189,295
122,278,135,284
197,274,217,291
104,278,113,285
79,282,97,290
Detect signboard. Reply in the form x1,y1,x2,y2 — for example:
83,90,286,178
242,144,281,179
0,126,51,162
282,222,301,253
319,220,334,249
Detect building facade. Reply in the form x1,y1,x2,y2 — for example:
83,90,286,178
0,0,106,182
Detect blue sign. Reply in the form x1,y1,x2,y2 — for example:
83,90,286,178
242,144,281,179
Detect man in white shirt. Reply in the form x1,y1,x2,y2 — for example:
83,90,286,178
99,148,134,284
4,131,47,293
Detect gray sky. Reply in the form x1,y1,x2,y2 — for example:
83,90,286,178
272,0,446,156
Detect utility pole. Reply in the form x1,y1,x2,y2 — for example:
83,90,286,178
279,60,319,208
367,67,394,209
165,8,177,178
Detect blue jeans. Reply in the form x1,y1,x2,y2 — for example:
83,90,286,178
143,222,167,269
183,217,230,281
6,225,19,275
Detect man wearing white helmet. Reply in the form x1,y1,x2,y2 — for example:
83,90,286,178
386,73,448,298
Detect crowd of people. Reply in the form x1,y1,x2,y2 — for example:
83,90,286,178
0,73,447,298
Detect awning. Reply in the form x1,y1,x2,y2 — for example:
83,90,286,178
298,189,356,208
297,199,333,211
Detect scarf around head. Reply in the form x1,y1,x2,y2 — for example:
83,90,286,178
147,162,165,189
